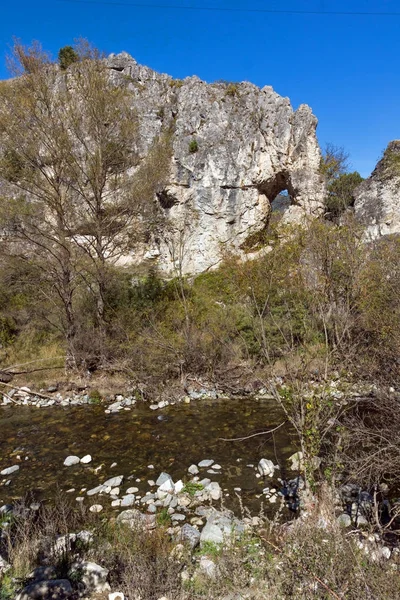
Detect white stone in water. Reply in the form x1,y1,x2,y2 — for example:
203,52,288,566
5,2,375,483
121,494,136,507
213,464,222,470
188,464,199,475
159,479,174,494
148,464,154,469
174,480,184,494
198,459,214,468
80,454,92,464
111,499,121,507
126,487,139,494
110,487,120,495
0,465,19,475
258,458,275,477
76,497,84,502
109,594,124,600
207,482,222,501
103,475,123,487
66,488,75,493
234,487,242,492
150,405,159,410
63,456,80,467
148,480,155,486
110,462,117,468
89,504,103,513
156,472,172,486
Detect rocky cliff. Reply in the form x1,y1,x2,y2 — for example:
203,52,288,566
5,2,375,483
107,53,325,274
354,141,400,240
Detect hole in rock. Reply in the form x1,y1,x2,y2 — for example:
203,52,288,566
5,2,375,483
157,190,178,210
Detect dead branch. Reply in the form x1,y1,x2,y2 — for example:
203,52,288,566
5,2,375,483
219,421,286,442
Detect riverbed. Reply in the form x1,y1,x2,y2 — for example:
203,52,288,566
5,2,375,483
0,397,296,515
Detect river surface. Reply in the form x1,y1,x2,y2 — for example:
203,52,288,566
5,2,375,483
0,397,297,515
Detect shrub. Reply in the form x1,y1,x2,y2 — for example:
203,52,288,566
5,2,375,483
225,82,239,97
58,46,79,70
189,138,198,153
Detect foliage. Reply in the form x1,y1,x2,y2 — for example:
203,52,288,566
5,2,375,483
225,82,239,97
189,138,199,153
58,45,79,70
325,171,364,219
182,482,204,497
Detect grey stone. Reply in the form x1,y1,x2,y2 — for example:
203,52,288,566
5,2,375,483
180,523,201,548
87,485,105,496
120,494,136,507
200,510,245,546
188,464,199,475
27,566,57,582
15,580,72,600
171,513,185,522
103,475,123,487
156,472,173,486
337,513,351,528
69,561,110,593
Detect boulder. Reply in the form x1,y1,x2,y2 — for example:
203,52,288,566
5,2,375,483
69,561,110,593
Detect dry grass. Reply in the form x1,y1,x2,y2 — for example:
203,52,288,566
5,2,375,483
1,492,400,600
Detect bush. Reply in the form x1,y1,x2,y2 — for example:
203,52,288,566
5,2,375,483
58,46,79,70
189,138,198,153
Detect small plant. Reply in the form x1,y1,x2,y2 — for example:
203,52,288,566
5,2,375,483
195,540,221,558
189,138,198,154
225,82,239,97
88,389,102,404
182,481,204,497
169,79,184,88
156,507,171,526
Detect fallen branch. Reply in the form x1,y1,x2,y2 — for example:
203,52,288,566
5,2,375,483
219,421,286,442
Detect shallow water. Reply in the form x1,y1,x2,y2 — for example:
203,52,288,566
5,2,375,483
0,397,297,515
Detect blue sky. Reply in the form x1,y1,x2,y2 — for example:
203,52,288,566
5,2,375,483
1,0,399,177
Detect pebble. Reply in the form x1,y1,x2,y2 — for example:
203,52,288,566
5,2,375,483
121,494,136,507
188,464,199,475
80,455,92,464
0,465,20,475
63,456,80,467
89,504,103,513
126,487,139,494
198,459,214,468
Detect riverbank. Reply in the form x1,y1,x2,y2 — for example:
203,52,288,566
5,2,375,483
2,483,400,600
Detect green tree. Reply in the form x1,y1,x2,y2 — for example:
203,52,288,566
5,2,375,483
325,171,364,219
320,143,363,220
58,45,79,70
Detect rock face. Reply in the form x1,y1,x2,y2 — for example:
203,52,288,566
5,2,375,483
354,141,400,239
106,52,325,274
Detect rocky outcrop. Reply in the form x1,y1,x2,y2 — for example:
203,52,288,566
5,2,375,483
354,141,400,239
106,52,325,273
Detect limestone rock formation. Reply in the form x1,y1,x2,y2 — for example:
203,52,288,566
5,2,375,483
106,53,325,273
354,141,400,240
